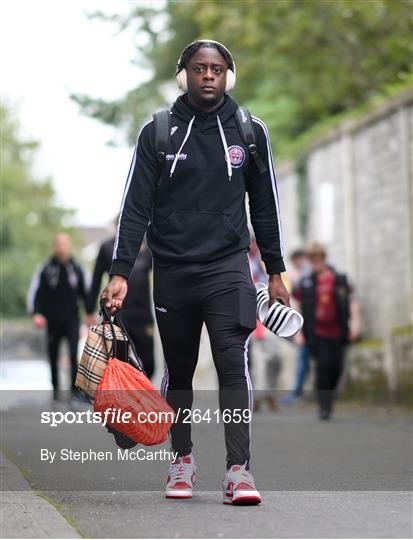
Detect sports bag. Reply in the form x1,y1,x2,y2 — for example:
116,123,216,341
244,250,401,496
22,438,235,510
93,359,175,446
75,302,142,403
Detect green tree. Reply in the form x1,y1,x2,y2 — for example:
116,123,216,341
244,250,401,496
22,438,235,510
73,0,412,156
72,1,202,143
1,104,74,317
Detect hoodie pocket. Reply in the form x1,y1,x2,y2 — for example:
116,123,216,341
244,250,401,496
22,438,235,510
153,211,242,259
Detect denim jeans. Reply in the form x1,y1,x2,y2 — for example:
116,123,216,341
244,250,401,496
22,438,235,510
293,345,310,396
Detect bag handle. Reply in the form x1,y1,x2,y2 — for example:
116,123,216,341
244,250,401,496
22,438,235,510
99,300,145,373
113,309,145,373
99,300,123,358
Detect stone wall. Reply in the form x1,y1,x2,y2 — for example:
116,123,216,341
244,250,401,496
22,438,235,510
276,88,413,339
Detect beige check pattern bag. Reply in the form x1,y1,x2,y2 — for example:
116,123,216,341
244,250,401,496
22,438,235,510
76,322,133,403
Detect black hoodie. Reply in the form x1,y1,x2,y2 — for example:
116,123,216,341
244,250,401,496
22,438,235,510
110,93,285,278
27,256,88,323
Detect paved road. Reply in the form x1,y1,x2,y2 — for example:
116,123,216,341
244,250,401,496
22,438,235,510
1,453,80,538
2,391,412,538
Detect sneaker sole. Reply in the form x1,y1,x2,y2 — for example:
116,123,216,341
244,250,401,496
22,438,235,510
223,493,233,505
223,489,262,505
165,489,193,499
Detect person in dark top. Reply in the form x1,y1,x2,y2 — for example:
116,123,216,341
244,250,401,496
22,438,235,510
27,233,90,400
294,242,360,420
101,40,289,504
87,235,154,379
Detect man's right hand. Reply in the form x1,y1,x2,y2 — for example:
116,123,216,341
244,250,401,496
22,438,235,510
32,314,46,329
101,276,128,314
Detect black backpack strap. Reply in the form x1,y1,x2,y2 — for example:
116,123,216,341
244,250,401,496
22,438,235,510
235,107,267,174
152,109,171,186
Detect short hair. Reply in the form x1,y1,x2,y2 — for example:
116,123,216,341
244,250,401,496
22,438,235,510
305,241,327,258
177,41,234,74
290,249,306,261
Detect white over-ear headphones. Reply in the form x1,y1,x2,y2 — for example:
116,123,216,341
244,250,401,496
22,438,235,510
176,39,236,93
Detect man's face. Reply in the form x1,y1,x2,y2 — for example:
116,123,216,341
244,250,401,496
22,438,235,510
54,234,72,262
308,253,326,273
291,255,306,271
186,46,228,108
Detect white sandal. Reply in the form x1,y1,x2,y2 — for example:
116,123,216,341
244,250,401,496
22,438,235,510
255,282,303,340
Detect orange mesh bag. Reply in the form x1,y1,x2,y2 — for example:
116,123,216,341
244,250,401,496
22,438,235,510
76,300,143,403
94,358,175,446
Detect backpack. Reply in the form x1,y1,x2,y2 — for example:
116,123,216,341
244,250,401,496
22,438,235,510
152,106,267,186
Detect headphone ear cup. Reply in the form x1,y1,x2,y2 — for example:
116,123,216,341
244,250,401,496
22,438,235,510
225,69,236,92
176,69,188,92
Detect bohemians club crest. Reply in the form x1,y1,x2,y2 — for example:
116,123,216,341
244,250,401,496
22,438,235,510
227,145,245,168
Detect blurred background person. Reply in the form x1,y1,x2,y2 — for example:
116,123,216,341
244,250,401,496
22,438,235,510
86,224,155,379
27,233,90,400
293,242,360,420
279,249,312,406
248,237,281,412
251,323,282,412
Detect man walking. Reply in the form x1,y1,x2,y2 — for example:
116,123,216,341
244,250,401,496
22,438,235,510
27,233,90,400
102,40,289,505
294,242,359,420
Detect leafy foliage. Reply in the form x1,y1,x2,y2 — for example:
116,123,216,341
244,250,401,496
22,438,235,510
1,104,75,317
74,0,413,157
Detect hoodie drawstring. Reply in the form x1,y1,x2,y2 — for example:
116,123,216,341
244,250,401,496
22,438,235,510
170,116,195,178
217,115,232,181
170,114,232,181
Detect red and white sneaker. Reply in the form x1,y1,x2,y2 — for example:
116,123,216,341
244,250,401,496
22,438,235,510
222,464,262,505
165,454,197,499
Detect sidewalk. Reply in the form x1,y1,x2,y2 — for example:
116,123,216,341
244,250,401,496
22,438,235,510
1,403,412,538
1,452,80,538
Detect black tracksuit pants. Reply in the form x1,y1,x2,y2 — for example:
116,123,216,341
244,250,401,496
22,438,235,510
153,252,257,470
120,316,155,380
46,319,79,392
313,337,344,413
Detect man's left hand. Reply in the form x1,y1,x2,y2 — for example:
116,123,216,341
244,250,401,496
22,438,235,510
268,274,290,307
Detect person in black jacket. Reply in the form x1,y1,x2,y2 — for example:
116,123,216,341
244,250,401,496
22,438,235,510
293,242,360,420
27,233,90,400
102,40,289,505
87,234,154,379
